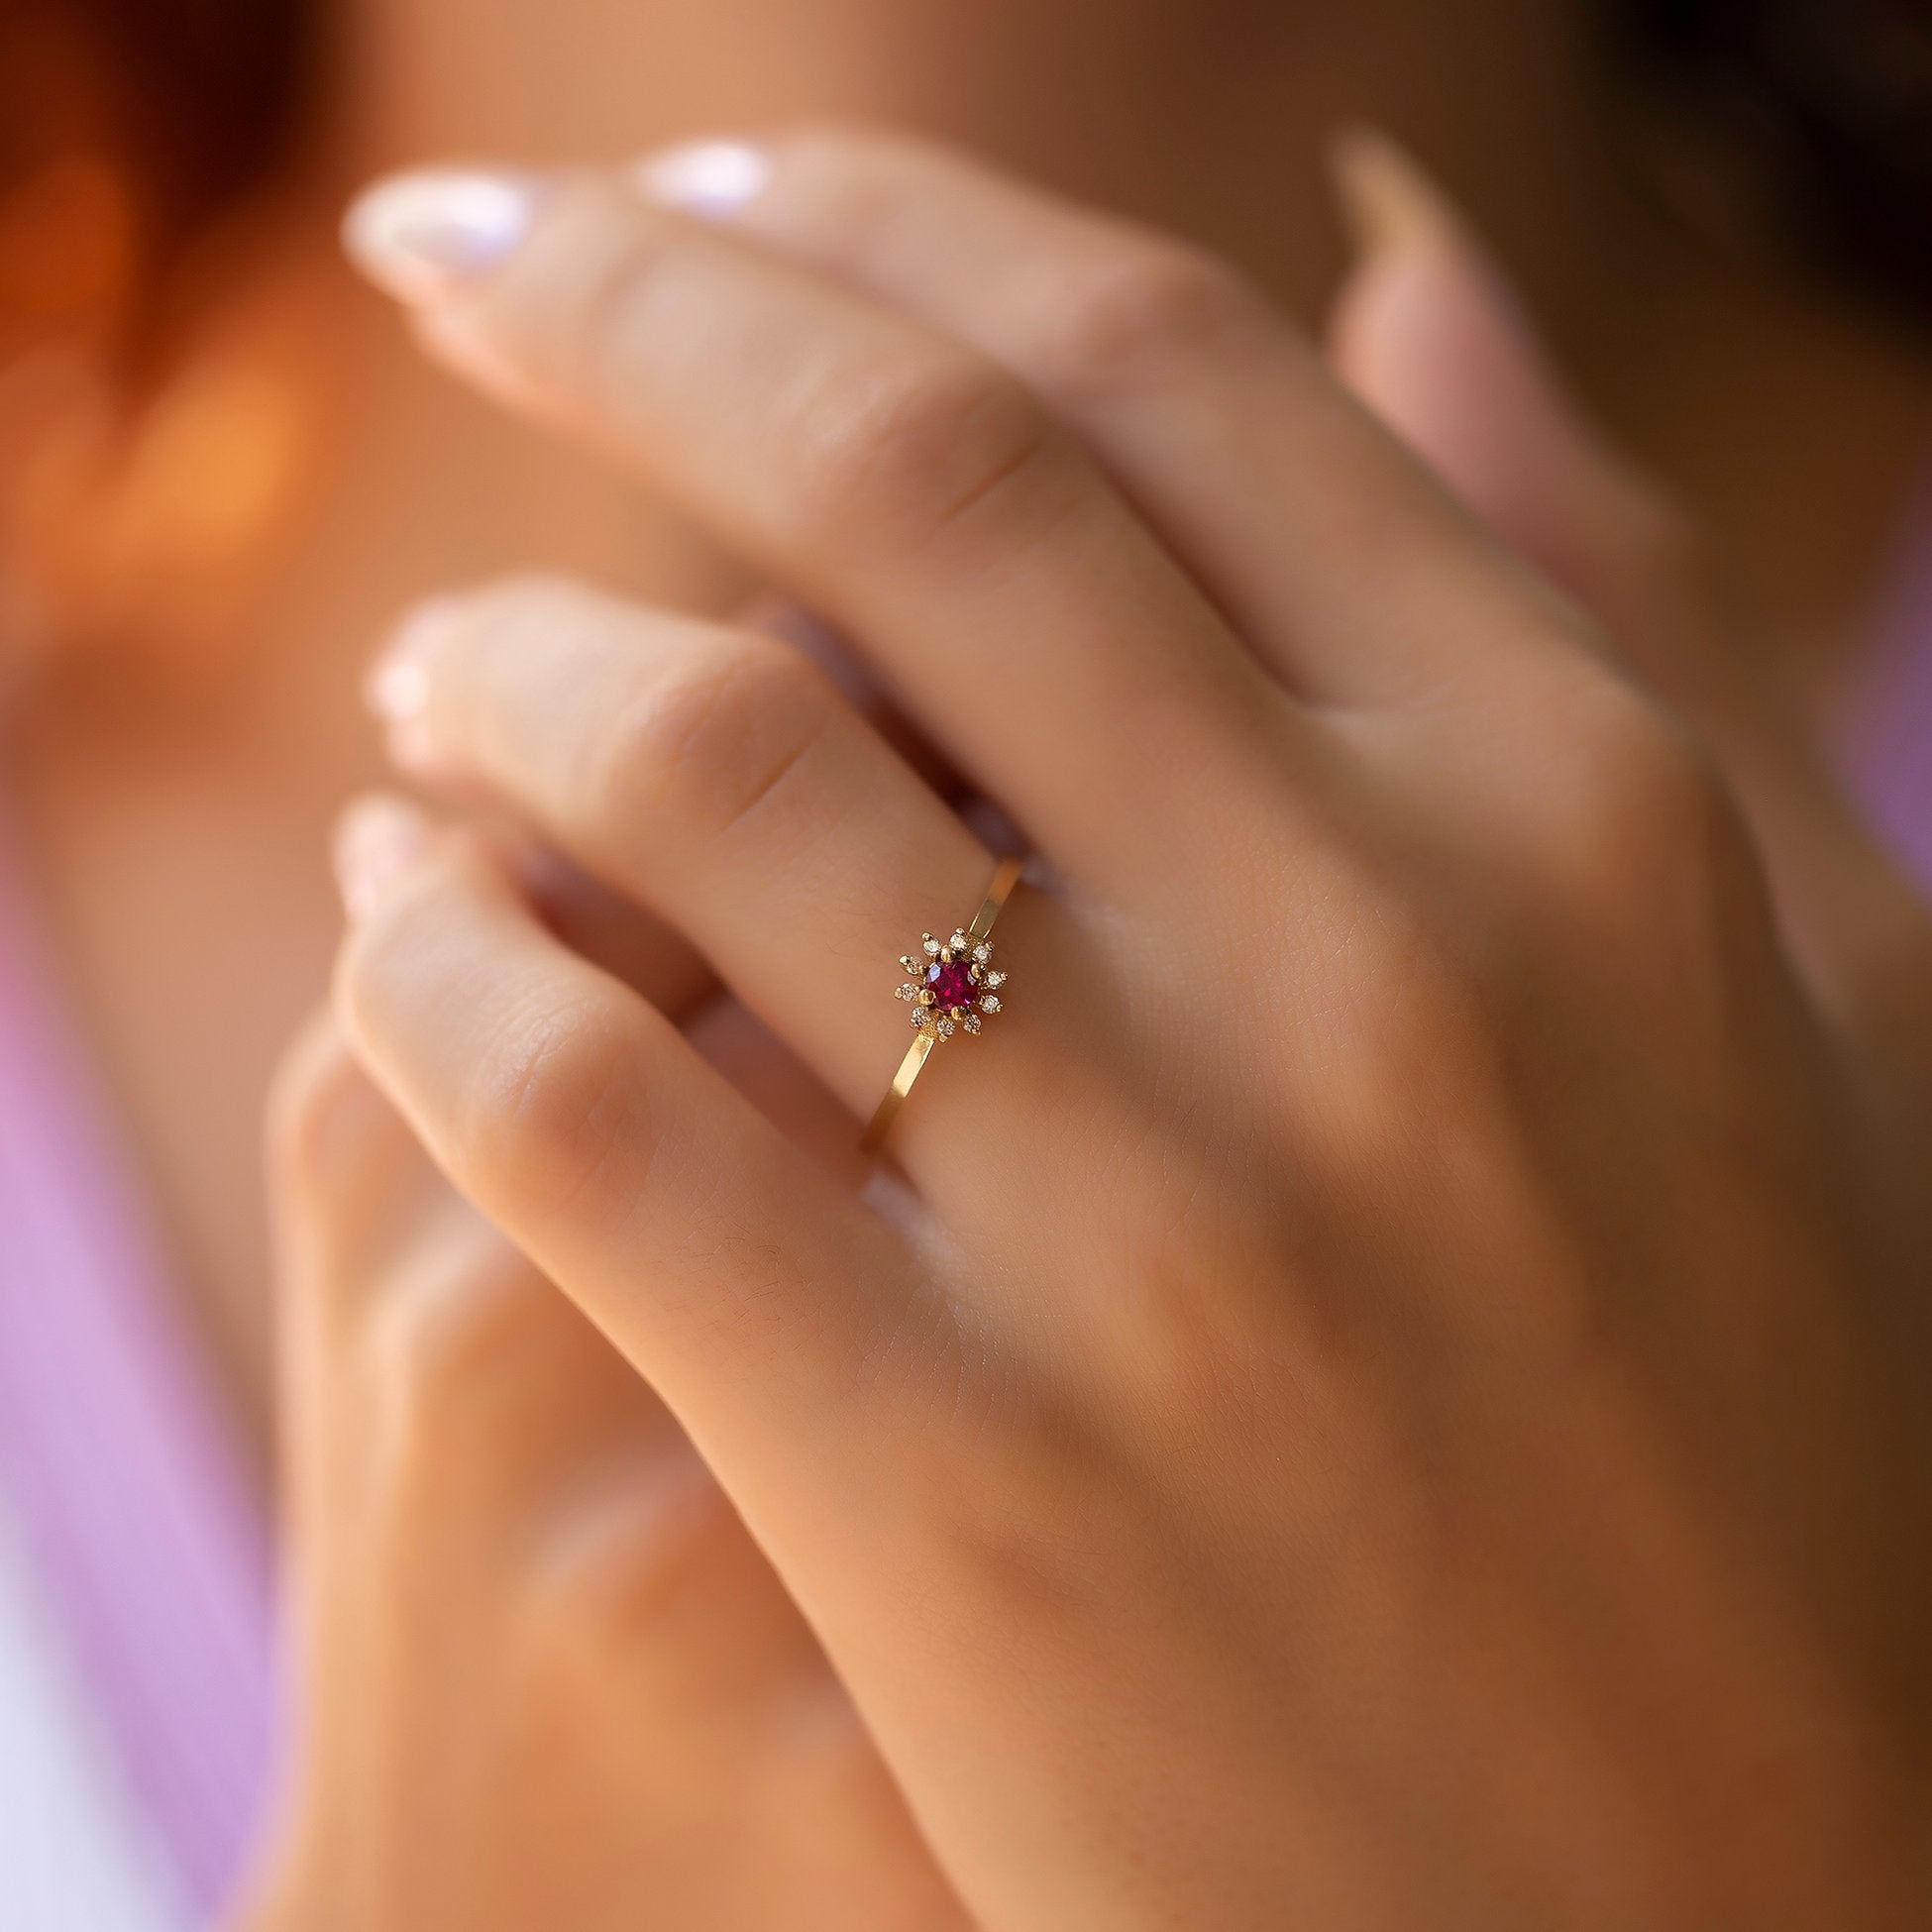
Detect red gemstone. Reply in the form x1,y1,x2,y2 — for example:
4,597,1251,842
925,957,977,1012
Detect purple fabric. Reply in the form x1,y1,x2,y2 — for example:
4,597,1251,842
0,821,275,1921
1844,472,1932,891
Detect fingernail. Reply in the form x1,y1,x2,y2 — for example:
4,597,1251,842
366,598,455,717
1327,123,1539,349
342,169,540,304
334,796,434,921
632,140,772,220
1328,125,1465,262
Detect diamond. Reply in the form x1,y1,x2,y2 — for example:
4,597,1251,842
936,1016,956,1038
984,971,1006,988
961,1012,982,1033
910,1006,933,1029
949,929,970,951
972,944,992,964
922,935,942,956
895,982,920,1002
979,994,1001,1014
925,957,977,1012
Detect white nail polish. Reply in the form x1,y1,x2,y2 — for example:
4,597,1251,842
333,799,433,921
342,169,539,304
632,140,772,220
368,651,430,723
366,597,461,722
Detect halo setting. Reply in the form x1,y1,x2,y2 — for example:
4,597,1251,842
893,924,1009,1044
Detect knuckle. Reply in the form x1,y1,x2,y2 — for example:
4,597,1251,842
785,350,1057,548
1031,244,1259,399
587,635,833,850
453,991,659,1222
1542,682,1745,913
522,1465,740,1656
364,1249,547,1439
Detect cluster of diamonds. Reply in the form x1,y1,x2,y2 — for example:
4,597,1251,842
893,926,1007,1042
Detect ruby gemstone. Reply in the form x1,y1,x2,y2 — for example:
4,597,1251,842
925,958,977,1013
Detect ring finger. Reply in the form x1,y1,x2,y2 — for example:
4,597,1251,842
369,575,1068,1192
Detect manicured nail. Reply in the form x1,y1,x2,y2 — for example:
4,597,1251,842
333,796,434,921
366,597,461,720
1328,124,1538,346
1328,126,1464,261
366,597,467,772
632,140,772,220
342,169,539,304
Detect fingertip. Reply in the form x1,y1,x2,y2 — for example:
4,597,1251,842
333,793,439,923
1328,124,1469,265
342,168,542,306
1323,147,1596,554
631,138,773,222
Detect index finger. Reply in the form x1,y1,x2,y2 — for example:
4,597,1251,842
344,166,1295,894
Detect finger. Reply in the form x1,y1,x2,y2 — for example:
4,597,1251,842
271,1018,671,1530
385,816,869,1184
514,839,714,1018
1326,132,1932,1107
1328,132,1705,693
630,126,1568,709
327,795,931,1475
342,167,1289,887
365,579,1034,1182
461,595,941,1022
268,1010,451,1309
516,839,867,1184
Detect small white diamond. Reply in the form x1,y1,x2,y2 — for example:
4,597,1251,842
961,1013,982,1033
922,936,942,955
937,1016,956,1038
984,971,1006,988
979,994,1001,1014
896,983,918,1002
949,930,970,950
972,944,992,964
910,1007,932,1029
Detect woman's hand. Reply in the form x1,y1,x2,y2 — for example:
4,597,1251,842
234,1011,965,1932
330,131,1932,1928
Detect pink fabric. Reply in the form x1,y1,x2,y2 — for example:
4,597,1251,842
1844,470,1932,894
0,821,274,1920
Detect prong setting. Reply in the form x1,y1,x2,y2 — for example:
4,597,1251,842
893,912,1011,1044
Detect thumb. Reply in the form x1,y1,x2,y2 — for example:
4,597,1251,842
1325,128,1932,1138
1326,127,1725,718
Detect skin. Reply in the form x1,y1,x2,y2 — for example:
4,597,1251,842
6,0,1926,1443
236,1013,965,1931
268,129,1932,1927
2,6,1926,1922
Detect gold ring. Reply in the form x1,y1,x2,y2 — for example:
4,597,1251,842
860,855,1023,1155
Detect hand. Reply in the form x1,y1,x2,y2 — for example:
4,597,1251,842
234,1010,964,1932
331,131,1932,1928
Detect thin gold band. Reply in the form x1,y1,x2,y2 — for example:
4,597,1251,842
861,855,1023,1155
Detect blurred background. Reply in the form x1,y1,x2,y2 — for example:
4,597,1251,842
1,1,1928,1924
